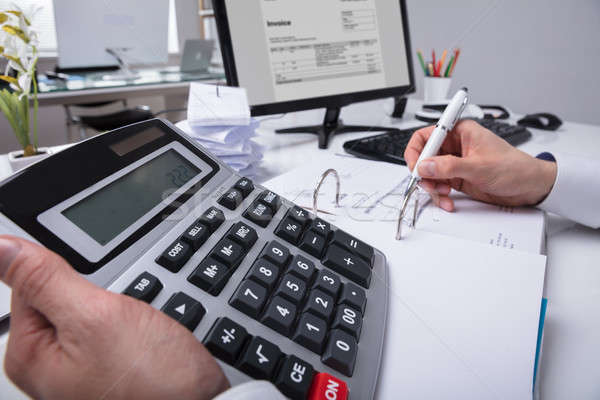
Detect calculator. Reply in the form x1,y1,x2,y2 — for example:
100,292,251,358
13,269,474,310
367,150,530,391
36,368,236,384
0,119,389,400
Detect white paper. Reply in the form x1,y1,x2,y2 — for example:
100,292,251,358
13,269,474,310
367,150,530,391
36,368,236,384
187,83,251,126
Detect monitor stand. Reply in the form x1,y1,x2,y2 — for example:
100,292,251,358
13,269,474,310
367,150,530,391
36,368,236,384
275,107,395,149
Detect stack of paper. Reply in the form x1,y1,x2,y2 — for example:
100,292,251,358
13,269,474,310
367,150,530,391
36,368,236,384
177,83,263,176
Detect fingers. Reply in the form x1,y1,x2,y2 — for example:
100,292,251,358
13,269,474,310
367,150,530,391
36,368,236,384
404,125,434,170
0,236,100,327
419,179,455,212
417,154,474,181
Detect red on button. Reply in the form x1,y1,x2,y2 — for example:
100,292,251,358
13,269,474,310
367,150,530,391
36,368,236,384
308,373,348,400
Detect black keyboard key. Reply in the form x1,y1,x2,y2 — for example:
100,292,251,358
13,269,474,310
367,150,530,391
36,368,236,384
243,201,274,228
227,222,258,249
322,329,358,377
322,245,371,288
287,206,310,226
188,257,230,295
199,207,225,232
309,218,331,238
261,295,297,336
161,292,205,332
293,313,328,354
123,272,163,303
181,221,210,250
256,190,282,212
237,336,283,380
287,254,316,282
313,270,342,299
304,289,334,321
299,231,326,258
274,355,314,400
156,239,193,273
218,188,244,210
260,240,290,268
275,273,307,304
332,305,363,340
339,282,367,313
230,280,268,319
331,230,374,266
211,238,245,268
204,317,249,365
246,259,281,292
234,177,255,198
275,216,304,245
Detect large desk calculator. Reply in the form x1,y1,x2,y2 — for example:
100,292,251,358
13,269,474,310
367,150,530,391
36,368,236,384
0,119,389,400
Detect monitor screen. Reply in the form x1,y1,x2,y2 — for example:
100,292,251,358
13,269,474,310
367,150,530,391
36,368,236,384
220,0,412,108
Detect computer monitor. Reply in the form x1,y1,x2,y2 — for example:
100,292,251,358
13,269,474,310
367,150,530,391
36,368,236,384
53,0,169,70
213,0,415,148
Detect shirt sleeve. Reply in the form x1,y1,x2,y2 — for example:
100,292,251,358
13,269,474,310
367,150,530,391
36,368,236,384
213,381,286,400
537,152,600,229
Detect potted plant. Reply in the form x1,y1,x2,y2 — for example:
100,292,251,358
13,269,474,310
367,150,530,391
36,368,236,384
0,5,49,171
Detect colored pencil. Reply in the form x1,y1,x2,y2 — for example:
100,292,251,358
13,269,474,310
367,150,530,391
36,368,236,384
449,48,461,76
431,49,436,76
444,55,455,77
427,62,434,77
439,49,447,77
416,50,427,75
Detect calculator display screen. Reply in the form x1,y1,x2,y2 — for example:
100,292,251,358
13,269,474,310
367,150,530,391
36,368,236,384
62,150,200,246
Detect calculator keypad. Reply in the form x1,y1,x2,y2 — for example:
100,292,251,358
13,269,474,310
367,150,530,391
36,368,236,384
123,272,163,303
160,292,205,332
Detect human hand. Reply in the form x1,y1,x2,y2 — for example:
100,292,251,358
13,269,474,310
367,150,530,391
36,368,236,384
0,236,229,400
404,120,557,211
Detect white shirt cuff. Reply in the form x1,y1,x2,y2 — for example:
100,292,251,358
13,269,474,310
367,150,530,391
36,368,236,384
537,152,600,229
213,381,285,400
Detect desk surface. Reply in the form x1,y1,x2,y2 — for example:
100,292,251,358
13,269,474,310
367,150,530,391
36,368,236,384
0,99,598,399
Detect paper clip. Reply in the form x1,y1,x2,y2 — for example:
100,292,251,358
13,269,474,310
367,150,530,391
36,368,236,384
313,168,341,216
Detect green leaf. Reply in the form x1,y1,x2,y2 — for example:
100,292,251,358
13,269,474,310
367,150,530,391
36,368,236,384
0,75,17,85
2,25,29,43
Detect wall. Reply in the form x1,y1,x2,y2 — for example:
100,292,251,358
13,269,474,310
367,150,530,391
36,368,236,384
406,0,600,124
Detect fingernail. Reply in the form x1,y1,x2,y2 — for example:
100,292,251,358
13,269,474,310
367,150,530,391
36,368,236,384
0,239,21,279
419,161,436,177
440,198,454,212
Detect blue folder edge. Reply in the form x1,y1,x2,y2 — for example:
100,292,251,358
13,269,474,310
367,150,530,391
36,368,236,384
532,298,548,391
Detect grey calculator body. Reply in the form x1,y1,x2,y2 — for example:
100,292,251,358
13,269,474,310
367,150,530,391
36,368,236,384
0,119,389,399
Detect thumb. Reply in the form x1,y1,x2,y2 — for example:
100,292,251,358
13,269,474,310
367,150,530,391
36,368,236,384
417,155,474,181
0,236,101,327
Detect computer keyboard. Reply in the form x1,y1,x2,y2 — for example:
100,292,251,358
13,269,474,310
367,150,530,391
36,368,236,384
343,118,533,165
0,119,388,400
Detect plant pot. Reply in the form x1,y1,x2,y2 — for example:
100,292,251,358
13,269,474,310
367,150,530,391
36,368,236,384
7,147,52,172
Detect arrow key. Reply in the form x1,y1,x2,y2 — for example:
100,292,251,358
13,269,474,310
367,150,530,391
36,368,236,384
161,292,205,332
237,336,283,380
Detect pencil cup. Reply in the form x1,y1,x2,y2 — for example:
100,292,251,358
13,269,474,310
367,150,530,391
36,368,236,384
423,77,452,103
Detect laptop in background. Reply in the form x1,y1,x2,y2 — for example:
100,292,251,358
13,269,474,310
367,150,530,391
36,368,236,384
161,39,214,74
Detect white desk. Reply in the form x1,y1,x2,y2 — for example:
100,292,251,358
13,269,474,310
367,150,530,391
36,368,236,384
0,99,598,399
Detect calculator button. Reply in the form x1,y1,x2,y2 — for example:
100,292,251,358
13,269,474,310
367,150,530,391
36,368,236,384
237,336,283,380
156,239,193,273
181,221,210,250
257,190,282,212
339,282,367,313
313,270,342,299
308,373,348,400
243,201,274,228
188,257,230,295
218,188,244,210
330,230,374,266
234,177,255,198
274,355,315,400
260,240,291,268
322,329,358,377
261,295,297,336
287,206,310,226
275,273,307,304
227,222,258,250
199,206,225,232
211,238,245,268
293,313,328,354
288,254,316,282
332,305,363,340
299,231,326,258
160,292,205,332
246,259,281,292
275,216,304,245
123,272,162,303
322,245,371,288
304,289,335,321
204,317,249,365
309,218,331,238
230,280,268,319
